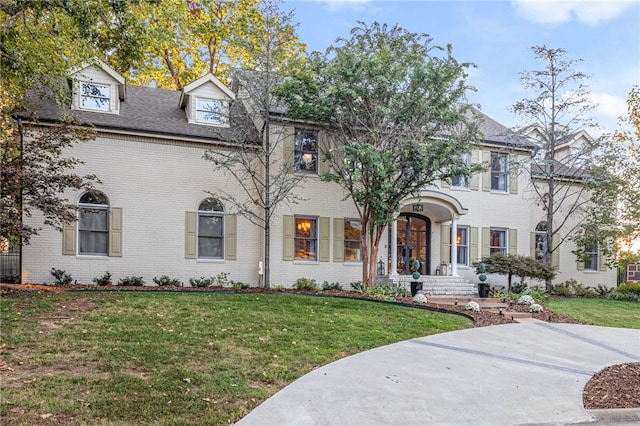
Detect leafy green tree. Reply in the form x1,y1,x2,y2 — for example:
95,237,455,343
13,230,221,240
279,22,482,288
473,254,556,293
1,1,147,245
203,0,306,288
510,46,613,290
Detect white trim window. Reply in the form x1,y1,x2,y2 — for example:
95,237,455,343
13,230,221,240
294,128,318,174
451,153,471,188
344,219,363,262
535,222,549,262
81,82,111,111
295,216,317,260
456,226,469,265
490,152,509,191
78,191,109,255
489,228,507,255
583,228,599,271
197,198,225,259
196,98,225,125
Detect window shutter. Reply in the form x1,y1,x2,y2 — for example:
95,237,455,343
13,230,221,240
225,214,237,260
599,251,607,271
283,128,295,174
470,150,480,191
509,165,518,194
62,220,77,255
185,212,197,259
509,229,518,254
481,227,490,258
333,218,344,262
440,225,450,263
482,150,491,191
551,234,560,268
530,232,536,257
319,217,330,262
109,207,123,257
577,260,585,271
470,227,479,263
318,131,329,176
283,215,294,261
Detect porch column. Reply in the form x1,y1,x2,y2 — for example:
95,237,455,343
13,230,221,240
390,216,398,276
451,217,458,276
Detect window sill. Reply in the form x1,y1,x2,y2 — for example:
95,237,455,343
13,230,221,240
343,261,363,266
196,258,225,263
76,255,109,259
449,186,470,191
293,259,319,265
489,190,510,195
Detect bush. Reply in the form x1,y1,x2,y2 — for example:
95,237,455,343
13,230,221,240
189,276,214,288
609,283,640,302
118,276,145,286
153,275,182,287
350,281,364,293
517,295,535,305
394,285,410,298
294,277,318,291
573,285,598,298
465,301,480,312
92,271,112,286
615,282,640,295
511,281,527,294
322,281,342,291
363,285,395,301
523,286,548,302
215,272,230,287
231,281,249,290
529,303,544,313
50,268,72,285
413,293,427,304
609,291,640,302
272,284,286,291
595,284,614,298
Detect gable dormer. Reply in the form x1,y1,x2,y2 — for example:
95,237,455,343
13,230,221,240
68,59,125,114
180,74,236,127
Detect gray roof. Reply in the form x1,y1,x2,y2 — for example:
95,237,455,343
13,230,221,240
471,108,533,149
28,83,260,145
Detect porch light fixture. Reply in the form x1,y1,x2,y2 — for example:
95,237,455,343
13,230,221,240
377,259,385,276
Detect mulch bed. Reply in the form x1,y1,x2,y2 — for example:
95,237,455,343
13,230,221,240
1,283,638,410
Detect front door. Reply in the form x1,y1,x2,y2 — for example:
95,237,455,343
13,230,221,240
395,214,430,275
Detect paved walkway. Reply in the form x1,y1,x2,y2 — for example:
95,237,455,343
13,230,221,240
237,323,640,426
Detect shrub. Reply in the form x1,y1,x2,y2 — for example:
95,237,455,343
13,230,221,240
231,281,249,290
92,271,112,286
118,276,145,286
511,281,528,294
413,293,427,304
272,284,286,291
595,284,614,298
322,281,342,291
153,275,182,287
615,282,640,295
609,291,640,302
350,281,364,293
551,281,574,297
294,277,318,291
50,268,72,285
363,285,395,301
573,285,598,298
189,276,215,288
523,286,548,302
517,295,535,305
394,285,410,298
529,303,544,313
215,272,230,287
465,301,480,312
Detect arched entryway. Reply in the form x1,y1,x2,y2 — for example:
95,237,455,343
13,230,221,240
394,214,430,275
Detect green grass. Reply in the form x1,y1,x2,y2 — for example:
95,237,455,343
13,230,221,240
0,291,471,425
546,297,640,329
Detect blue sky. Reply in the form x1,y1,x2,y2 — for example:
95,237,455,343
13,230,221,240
281,0,639,136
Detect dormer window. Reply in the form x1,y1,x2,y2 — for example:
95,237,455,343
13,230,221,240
196,98,225,125
81,82,111,111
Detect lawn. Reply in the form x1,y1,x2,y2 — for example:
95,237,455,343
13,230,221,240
545,297,640,329
0,291,471,425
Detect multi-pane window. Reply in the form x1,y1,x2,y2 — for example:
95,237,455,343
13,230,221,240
535,222,549,262
196,98,224,124
451,153,471,188
295,217,317,260
489,228,507,255
294,128,318,173
456,227,469,265
344,219,363,262
81,82,111,111
78,191,109,255
490,152,509,191
583,228,599,271
198,198,224,259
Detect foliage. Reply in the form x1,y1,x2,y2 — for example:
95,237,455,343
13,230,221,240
0,292,472,424
294,277,318,291
363,285,396,301
50,268,72,286
473,254,556,293
608,292,640,302
524,287,549,302
615,282,640,295
529,303,544,313
215,272,231,287
189,276,216,288
0,1,146,245
616,250,640,286
550,279,602,298
322,281,342,291
92,271,112,286
465,301,480,312
232,281,250,290
278,22,482,288
350,281,364,293
117,276,145,287
517,295,535,305
203,0,307,289
509,46,618,289
394,285,411,298
152,275,182,287
413,293,428,304
511,281,528,294
551,281,575,297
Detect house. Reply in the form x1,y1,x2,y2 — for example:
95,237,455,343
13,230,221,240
18,61,616,292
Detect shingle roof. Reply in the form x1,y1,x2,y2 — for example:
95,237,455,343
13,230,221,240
471,108,533,149
29,83,260,145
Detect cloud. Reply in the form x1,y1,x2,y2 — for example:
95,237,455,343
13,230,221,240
512,0,635,26
588,91,627,135
315,0,371,13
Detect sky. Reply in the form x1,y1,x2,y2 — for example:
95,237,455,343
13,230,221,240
281,0,640,136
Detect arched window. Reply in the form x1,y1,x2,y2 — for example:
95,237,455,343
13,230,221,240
78,190,109,255
535,222,548,262
198,198,225,259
